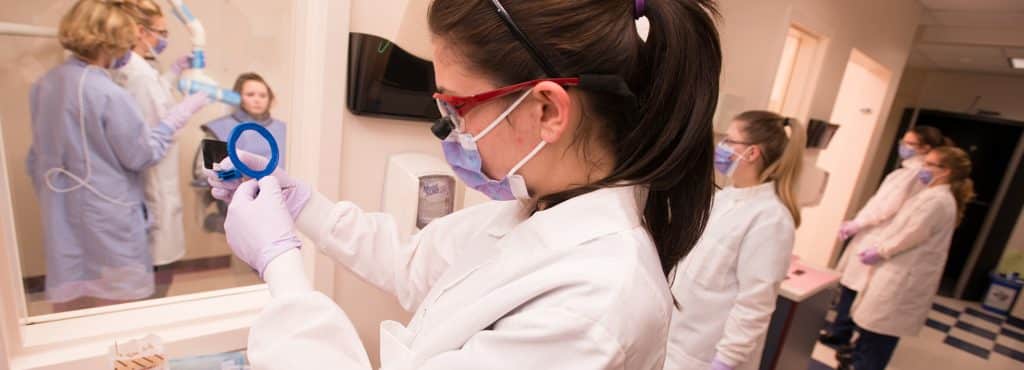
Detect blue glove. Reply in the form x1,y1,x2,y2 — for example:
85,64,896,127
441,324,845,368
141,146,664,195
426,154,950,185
710,356,733,370
224,177,302,278
858,247,884,265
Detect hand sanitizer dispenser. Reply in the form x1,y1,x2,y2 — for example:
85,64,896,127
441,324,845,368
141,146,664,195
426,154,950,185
382,153,459,237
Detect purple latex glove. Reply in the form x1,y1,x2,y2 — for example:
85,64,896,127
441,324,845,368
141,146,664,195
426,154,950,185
838,220,861,241
710,356,733,370
162,93,210,130
170,54,192,77
206,150,311,220
858,247,884,265
225,177,302,278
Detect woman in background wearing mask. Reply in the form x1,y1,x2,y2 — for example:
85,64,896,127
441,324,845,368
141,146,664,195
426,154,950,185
665,111,805,370
27,0,207,310
821,125,948,349
115,0,197,266
835,147,974,370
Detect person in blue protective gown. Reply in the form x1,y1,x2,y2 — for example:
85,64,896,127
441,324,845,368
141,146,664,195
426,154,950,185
26,0,208,310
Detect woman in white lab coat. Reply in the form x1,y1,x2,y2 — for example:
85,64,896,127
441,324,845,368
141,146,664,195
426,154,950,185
207,0,723,369
821,125,949,348
664,110,805,370
114,0,195,266
835,147,974,370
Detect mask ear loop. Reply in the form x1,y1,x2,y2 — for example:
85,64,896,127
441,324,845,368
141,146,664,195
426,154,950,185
472,89,533,142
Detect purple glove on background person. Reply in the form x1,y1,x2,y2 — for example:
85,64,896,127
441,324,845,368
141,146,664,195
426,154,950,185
858,247,884,265
170,54,193,77
710,356,733,370
838,220,860,241
224,177,302,278
205,150,311,220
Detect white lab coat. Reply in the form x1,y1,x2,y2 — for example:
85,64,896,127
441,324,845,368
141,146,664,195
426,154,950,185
247,185,673,369
665,182,795,370
847,185,956,337
838,157,925,291
114,52,185,265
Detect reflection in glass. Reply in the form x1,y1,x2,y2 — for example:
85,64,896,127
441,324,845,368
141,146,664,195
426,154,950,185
2,0,293,316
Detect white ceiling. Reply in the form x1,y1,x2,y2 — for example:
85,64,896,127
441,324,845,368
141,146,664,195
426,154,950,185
910,0,1024,75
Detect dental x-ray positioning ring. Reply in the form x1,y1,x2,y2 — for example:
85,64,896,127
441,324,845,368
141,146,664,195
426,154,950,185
227,122,279,180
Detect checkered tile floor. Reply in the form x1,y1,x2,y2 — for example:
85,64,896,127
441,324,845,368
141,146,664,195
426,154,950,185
923,301,1024,363
809,296,1024,370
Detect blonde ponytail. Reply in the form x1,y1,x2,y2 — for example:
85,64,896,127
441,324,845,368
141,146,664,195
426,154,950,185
933,146,975,225
735,111,806,226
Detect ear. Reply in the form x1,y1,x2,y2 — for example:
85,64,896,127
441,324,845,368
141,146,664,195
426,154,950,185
744,145,763,163
531,81,572,144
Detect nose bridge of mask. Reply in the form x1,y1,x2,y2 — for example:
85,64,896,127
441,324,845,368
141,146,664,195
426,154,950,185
471,89,534,143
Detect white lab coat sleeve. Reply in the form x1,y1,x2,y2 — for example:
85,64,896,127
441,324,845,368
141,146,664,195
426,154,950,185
247,249,373,370
714,220,794,367
248,292,373,370
877,197,944,260
852,168,918,228
295,191,456,311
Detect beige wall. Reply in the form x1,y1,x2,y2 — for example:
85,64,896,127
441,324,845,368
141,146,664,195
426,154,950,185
864,69,1024,274
0,1,296,280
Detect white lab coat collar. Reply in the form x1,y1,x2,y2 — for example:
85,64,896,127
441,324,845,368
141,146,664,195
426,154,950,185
486,186,643,248
721,181,776,202
123,51,159,78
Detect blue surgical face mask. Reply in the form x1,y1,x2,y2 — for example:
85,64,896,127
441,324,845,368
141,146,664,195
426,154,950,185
898,144,917,159
441,90,543,201
714,141,751,177
917,169,934,185
110,50,131,69
151,36,168,55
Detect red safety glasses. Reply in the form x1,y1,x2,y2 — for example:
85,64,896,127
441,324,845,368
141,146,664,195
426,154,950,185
433,77,580,132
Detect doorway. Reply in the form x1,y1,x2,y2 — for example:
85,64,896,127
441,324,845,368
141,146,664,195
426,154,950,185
794,50,892,266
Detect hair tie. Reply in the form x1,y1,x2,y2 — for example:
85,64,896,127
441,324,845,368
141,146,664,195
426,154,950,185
634,0,647,19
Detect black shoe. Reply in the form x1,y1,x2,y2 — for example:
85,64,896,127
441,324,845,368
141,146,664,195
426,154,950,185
836,351,854,370
819,331,851,348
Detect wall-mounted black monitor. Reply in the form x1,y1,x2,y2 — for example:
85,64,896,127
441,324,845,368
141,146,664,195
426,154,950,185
347,33,441,121
807,119,839,149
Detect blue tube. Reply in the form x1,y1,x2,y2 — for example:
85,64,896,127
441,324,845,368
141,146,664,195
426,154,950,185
178,79,241,106
191,49,206,69
180,4,197,22
225,123,280,180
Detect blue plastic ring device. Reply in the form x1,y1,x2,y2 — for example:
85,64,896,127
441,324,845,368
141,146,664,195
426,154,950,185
223,122,279,180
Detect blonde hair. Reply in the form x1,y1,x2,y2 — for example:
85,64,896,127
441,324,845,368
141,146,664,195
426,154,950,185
932,146,976,226
58,0,138,61
735,110,807,227
121,0,164,28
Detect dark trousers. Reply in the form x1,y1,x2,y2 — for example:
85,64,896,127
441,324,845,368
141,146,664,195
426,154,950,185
852,327,900,370
826,284,859,344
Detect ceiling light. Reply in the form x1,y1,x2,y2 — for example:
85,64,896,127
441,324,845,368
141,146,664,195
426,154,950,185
1012,58,1024,69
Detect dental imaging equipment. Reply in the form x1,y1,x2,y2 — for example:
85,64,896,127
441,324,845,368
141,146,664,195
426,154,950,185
165,0,241,106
